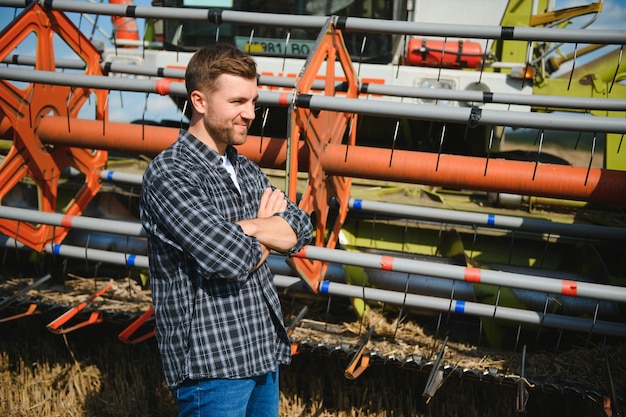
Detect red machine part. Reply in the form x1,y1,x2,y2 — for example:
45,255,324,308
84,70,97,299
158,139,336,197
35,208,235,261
109,0,140,46
0,3,108,251
46,283,112,334
406,38,484,69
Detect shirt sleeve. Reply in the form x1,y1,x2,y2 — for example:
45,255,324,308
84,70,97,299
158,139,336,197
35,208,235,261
144,167,263,282
253,166,313,255
273,198,313,255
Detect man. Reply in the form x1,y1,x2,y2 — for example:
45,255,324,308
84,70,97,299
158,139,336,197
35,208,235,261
140,43,313,417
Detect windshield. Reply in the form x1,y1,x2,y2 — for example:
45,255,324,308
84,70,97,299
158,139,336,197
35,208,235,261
158,0,399,63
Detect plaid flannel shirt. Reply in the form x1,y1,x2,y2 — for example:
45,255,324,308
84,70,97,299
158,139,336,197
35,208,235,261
140,130,313,389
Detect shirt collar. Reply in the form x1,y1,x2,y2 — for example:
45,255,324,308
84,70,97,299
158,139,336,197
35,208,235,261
180,130,240,167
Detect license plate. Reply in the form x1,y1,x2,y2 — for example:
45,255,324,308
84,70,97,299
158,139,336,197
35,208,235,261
234,37,315,55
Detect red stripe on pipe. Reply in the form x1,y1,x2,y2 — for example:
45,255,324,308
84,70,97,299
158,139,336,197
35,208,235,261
294,247,307,257
154,79,171,96
562,280,578,296
61,215,73,228
278,92,290,107
464,268,481,283
380,256,394,271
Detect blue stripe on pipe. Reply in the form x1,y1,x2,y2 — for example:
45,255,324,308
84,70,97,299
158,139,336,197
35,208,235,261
353,199,362,210
487,214,495,226
52,244,61,255
127,254,136,267
107,171,114,181
454,300,466,314
320,280,331,294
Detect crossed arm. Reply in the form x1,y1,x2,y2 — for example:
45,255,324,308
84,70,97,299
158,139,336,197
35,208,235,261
236,188,298,270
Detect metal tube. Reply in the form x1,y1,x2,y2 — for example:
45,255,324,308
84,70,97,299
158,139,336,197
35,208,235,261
2,176,620,254
301,94,626,134
0,233,347,281
0,206,145,237
355,83,626,112
3,0,624,44
104,62,185,79
64,164,626,248
3,206,623,302
2,230,623,336
7,232,624,337
334,17,626,44
89,167,626,242
5,223,623,337
31,116,311,168
10,0,328,28
295,246,626,303
5,56,623,112
348,198,626,241
100,169,144,185
2,54,85,70
273,275,626,337
0,234,150,268
2,68,625,134
34,116,310,165
0,67,187,96
46,242,149,268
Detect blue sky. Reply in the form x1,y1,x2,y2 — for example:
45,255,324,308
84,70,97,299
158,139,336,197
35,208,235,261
0,0,624,123
560,0,626,29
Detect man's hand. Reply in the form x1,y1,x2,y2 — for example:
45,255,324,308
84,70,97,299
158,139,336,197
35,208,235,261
250,242,271,272
237,187,297,253
241,188,292,271
257,188,287,218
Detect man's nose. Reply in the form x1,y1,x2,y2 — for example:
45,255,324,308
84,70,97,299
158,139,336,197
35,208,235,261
242,102,256,120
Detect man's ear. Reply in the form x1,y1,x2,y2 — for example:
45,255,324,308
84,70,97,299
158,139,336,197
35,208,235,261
189,90,206,115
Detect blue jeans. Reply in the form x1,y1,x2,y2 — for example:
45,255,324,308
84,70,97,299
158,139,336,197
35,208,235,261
173,368,279,417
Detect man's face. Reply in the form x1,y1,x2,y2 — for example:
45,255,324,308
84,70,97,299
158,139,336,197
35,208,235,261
202,73,258,151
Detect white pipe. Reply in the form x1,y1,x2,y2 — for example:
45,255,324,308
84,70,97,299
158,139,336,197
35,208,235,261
296,246,626,303
273,275,626,337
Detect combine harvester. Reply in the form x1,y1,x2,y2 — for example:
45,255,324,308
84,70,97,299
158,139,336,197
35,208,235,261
0,0,625,412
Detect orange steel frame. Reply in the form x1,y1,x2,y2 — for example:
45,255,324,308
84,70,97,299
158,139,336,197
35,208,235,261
285,19,358,291
0,3,107,252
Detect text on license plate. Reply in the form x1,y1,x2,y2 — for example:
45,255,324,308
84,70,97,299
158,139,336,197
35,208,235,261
234,37,316,55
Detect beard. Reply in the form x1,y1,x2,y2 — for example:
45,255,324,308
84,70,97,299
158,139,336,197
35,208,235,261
203,115,248,147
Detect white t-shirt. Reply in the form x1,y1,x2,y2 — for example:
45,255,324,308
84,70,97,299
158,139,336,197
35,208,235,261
221,154,241,192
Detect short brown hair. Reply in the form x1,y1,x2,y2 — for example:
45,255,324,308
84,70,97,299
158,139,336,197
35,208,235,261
185,44,257,98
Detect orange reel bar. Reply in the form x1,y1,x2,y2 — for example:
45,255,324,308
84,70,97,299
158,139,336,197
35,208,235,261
34,117,626,206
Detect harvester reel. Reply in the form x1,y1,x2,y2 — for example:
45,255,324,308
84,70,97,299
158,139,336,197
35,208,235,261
0,3,108,252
